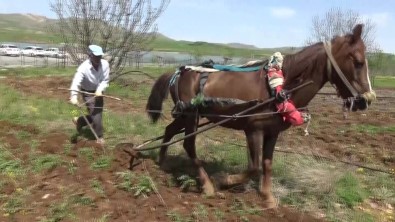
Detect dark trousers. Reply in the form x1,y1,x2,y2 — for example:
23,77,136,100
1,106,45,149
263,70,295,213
77,92,104,138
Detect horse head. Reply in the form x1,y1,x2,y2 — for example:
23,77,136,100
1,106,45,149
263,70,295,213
325,24,376,111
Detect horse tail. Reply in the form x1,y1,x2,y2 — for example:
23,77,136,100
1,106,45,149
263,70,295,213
146,72,173,123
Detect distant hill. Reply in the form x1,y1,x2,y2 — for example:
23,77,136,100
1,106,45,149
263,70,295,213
0,13,288,57
223,43,259,50
0,13,58,43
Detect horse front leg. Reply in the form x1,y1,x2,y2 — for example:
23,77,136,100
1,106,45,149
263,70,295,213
214,129,262,188
158,117,185,166
260,133,279,209
183,114,215,196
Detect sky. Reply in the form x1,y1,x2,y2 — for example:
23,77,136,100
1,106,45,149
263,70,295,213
0,0,394,53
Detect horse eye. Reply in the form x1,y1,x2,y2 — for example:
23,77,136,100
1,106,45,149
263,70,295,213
354,61,364,69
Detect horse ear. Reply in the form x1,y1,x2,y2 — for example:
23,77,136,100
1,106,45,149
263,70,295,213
352,24,363,42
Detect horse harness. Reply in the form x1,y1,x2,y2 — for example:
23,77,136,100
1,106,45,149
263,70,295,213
170,66,264,118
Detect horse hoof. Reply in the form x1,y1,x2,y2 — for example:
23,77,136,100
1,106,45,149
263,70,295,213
202,183,215,196
263,197,278,209
210,173,228,189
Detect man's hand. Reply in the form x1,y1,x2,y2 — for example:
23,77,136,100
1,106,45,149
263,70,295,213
276,89,288,102
95,90,103,97
69,97,79,106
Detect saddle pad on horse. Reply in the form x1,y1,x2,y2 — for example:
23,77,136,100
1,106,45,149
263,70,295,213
212,64,261,72
185,60,264,73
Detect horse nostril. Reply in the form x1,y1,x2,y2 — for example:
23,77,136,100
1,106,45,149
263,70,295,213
355,97,368,110
362,91,376,104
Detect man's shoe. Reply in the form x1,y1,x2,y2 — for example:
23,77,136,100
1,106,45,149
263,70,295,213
72,117,82,133
96,138,105,145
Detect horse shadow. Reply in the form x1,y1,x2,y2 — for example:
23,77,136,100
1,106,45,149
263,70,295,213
136,151,258,193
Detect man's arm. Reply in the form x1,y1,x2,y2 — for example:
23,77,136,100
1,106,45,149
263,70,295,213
70,69,84,100
96,61,110,95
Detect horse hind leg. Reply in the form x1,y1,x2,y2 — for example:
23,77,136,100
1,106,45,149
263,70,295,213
213,129,262,189
259,133,279,209
158,117,185,166
183,115,215,196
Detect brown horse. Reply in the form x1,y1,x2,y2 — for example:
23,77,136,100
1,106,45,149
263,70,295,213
146,24,376,208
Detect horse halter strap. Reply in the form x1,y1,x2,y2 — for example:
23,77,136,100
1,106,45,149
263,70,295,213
323,41,358,98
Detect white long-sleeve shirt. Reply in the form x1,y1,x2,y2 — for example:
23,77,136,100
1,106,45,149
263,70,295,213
70,59,110,99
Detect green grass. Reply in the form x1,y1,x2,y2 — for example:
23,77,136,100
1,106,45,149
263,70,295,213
353,124,395,134
31,154,62,173
78,147,95,162
91,155,112,170
91,179,106,196
2,196,24,215
335,173,369,208
0,67,76,77
0,66,393,221
0,29,59,43
372,76,395,89
115,171,136,193
0,85,76,131
0,145,25,177
131,175,156,197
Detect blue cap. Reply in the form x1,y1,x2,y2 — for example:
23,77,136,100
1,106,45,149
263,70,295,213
88,45,104,56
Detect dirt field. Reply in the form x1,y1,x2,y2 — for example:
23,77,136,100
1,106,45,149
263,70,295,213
0,76,394,222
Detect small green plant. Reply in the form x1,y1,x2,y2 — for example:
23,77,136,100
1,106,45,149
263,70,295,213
91,179,106,196
166,210,193,222
14,131,32,140
372,186,395,204
166,211,181,221
214,209,225,222
177,175,197,192
192,204,209,220
230,198,262,216
131,176,155,198
239,216,249,222
63,143,73,155
335,172,368,208
31,154,62,173
70,194,95,206
91,156,112,170
95,214,111,222
0,159,24,177
0,146,25,177
78,147,95,162
67,160,77,175
44,201,76,222
348,211,375,222
115,171,136,192
2,196,23,214
42,192,95,222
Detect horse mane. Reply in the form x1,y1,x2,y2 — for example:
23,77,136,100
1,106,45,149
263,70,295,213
281,30,359,91
282,42,325,89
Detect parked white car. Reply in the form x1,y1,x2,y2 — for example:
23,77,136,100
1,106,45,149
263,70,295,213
44,48,67,58
21,46,45,57
0,44,21,56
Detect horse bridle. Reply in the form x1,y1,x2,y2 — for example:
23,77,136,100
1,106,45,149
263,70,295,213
323,41,358,98
323,41,377,111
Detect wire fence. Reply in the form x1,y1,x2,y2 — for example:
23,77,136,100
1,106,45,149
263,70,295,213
0,50,253,68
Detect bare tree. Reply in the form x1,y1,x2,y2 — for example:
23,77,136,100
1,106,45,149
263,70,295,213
49,0,170,80
306,7,380,52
